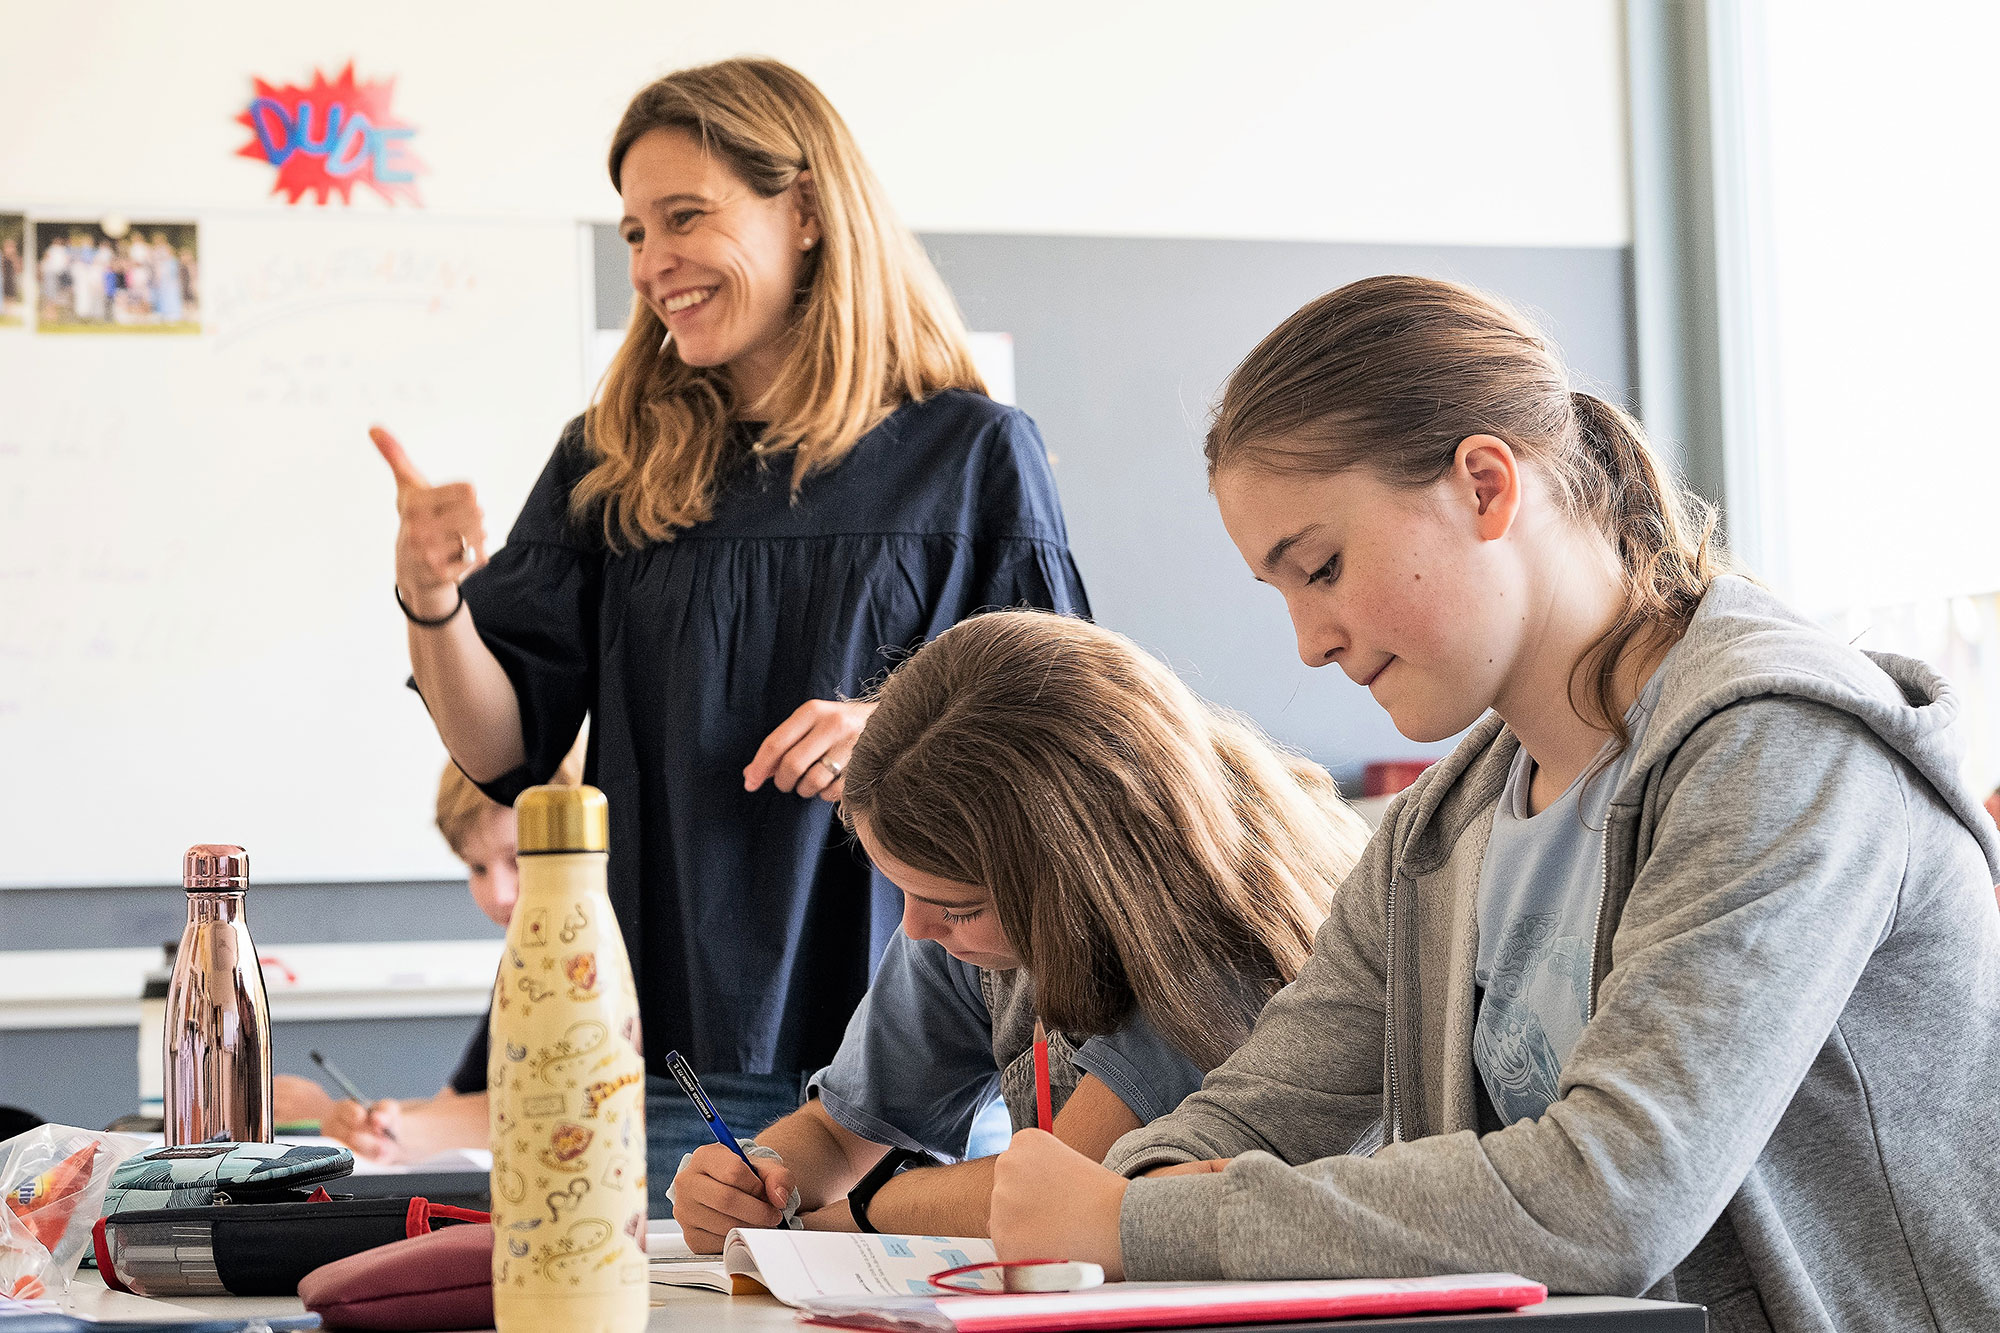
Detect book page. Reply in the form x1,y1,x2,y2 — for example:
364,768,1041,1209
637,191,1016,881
726,1229,997,1305
646,1219,733,1294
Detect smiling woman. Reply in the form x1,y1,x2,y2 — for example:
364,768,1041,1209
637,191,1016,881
374,57,1089,1213
583,58,983,546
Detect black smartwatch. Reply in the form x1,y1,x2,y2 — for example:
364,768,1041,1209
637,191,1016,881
846,1147,941,1233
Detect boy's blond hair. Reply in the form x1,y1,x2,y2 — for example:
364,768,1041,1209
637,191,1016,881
435,734,586,860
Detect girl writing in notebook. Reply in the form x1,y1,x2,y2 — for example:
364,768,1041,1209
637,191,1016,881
988,276,2000,1331
670,610,1370,1250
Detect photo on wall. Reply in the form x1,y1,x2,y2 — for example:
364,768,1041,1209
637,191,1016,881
0,213,24,326
33,217,200,333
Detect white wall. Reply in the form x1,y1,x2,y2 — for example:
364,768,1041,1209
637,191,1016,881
0,0,1630,245
1755,3,2000,615
0,2,1632,887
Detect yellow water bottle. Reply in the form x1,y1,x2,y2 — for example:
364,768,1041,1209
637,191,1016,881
489,785,647,1333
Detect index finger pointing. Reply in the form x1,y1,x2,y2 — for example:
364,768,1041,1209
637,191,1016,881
370,425,430,492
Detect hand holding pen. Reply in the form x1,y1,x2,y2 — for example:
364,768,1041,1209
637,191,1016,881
309,1049,405,1160
663,1049,797,1253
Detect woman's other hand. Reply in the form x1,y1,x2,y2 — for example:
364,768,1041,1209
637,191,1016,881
744,700,877,802
321,1097,409,1165
372,425,487,619
990,1129,1128,1280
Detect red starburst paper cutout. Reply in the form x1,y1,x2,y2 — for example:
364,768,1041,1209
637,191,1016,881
235,62,425,206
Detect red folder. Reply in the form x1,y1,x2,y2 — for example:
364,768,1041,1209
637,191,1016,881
799,1272,1548,1331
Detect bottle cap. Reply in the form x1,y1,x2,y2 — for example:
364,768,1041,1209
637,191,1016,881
183,844,249,890
516,785,608,854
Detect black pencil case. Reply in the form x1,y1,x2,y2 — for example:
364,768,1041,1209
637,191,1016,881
93,1194,488,1297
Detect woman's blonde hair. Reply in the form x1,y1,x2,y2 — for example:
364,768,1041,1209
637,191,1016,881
436,734,587,860
1206,275,1728,753
578,57,987,550
841,611,1370,1071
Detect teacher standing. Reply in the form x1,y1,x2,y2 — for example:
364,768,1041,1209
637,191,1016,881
374,57,1089,1203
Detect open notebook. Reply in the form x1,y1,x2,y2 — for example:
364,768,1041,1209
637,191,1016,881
649,1228,996,1304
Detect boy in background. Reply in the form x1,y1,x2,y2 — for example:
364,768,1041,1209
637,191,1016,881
273,743,584,1159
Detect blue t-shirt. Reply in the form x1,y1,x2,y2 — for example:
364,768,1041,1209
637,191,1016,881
1472,665,1669,1125
808,932,1210,1160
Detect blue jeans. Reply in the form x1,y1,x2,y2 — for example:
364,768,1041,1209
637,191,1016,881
646,1070,810,1215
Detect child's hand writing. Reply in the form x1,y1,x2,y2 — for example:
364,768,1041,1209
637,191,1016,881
990,1129,1128,1281
321,1097,407,1164
672,1143,795,1254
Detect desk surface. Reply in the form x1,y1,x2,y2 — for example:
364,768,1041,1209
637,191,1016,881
65,1271,1705,1331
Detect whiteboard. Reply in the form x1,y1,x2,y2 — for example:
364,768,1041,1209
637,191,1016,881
0,213,588,888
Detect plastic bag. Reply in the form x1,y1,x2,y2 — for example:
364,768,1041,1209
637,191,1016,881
0,1125,146,1300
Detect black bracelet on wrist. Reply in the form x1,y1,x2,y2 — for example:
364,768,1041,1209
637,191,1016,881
395,582,465,627
847,1147,940,1234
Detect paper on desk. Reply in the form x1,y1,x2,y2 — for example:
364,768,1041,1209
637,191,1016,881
349,1146,491,1175
643,1218,733,1294
2,1285,322,1329
651,1230,996,1306
644,1218,690,1256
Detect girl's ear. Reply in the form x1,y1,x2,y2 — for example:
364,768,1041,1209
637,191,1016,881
1454,434,1521,541
794,169,822,248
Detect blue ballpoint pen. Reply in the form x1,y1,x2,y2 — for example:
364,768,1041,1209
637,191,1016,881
663,1049,759,1173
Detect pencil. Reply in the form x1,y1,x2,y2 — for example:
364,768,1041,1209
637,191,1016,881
309,1049,401,1144
1033,1019,1053,1132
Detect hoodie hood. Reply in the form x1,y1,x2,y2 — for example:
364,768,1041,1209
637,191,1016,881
1629,575,2000,883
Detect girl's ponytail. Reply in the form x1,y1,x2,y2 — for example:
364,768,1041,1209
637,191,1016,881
1567,389,1723,747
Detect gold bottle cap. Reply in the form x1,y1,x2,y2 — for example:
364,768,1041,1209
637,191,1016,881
515,784,608,853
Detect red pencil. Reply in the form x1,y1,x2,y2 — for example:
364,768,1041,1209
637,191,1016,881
1033,1018,1053,1132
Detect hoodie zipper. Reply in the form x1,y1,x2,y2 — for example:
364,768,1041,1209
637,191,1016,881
1384,868,1404,1145
1584,830,1611,1021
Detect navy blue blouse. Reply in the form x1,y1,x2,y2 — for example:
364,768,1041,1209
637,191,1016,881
457,390,1090,1076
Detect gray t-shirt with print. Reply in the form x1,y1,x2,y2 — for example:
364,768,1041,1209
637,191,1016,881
808,930,1210,1160
1473,668,1667,1125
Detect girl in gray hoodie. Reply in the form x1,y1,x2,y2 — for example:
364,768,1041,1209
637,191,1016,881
986,276,2000,1333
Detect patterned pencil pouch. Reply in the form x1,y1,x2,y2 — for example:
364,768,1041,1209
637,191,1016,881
99,1141,355,1215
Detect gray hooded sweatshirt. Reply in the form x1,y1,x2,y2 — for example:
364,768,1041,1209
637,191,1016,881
1106,577,2000,1332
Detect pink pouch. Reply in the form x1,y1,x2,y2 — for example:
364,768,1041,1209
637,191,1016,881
297,1222,493,1330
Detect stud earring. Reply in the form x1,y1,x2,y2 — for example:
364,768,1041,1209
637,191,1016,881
801,236,817,250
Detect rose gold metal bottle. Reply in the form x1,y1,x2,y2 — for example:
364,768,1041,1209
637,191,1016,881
163,844,273,1145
